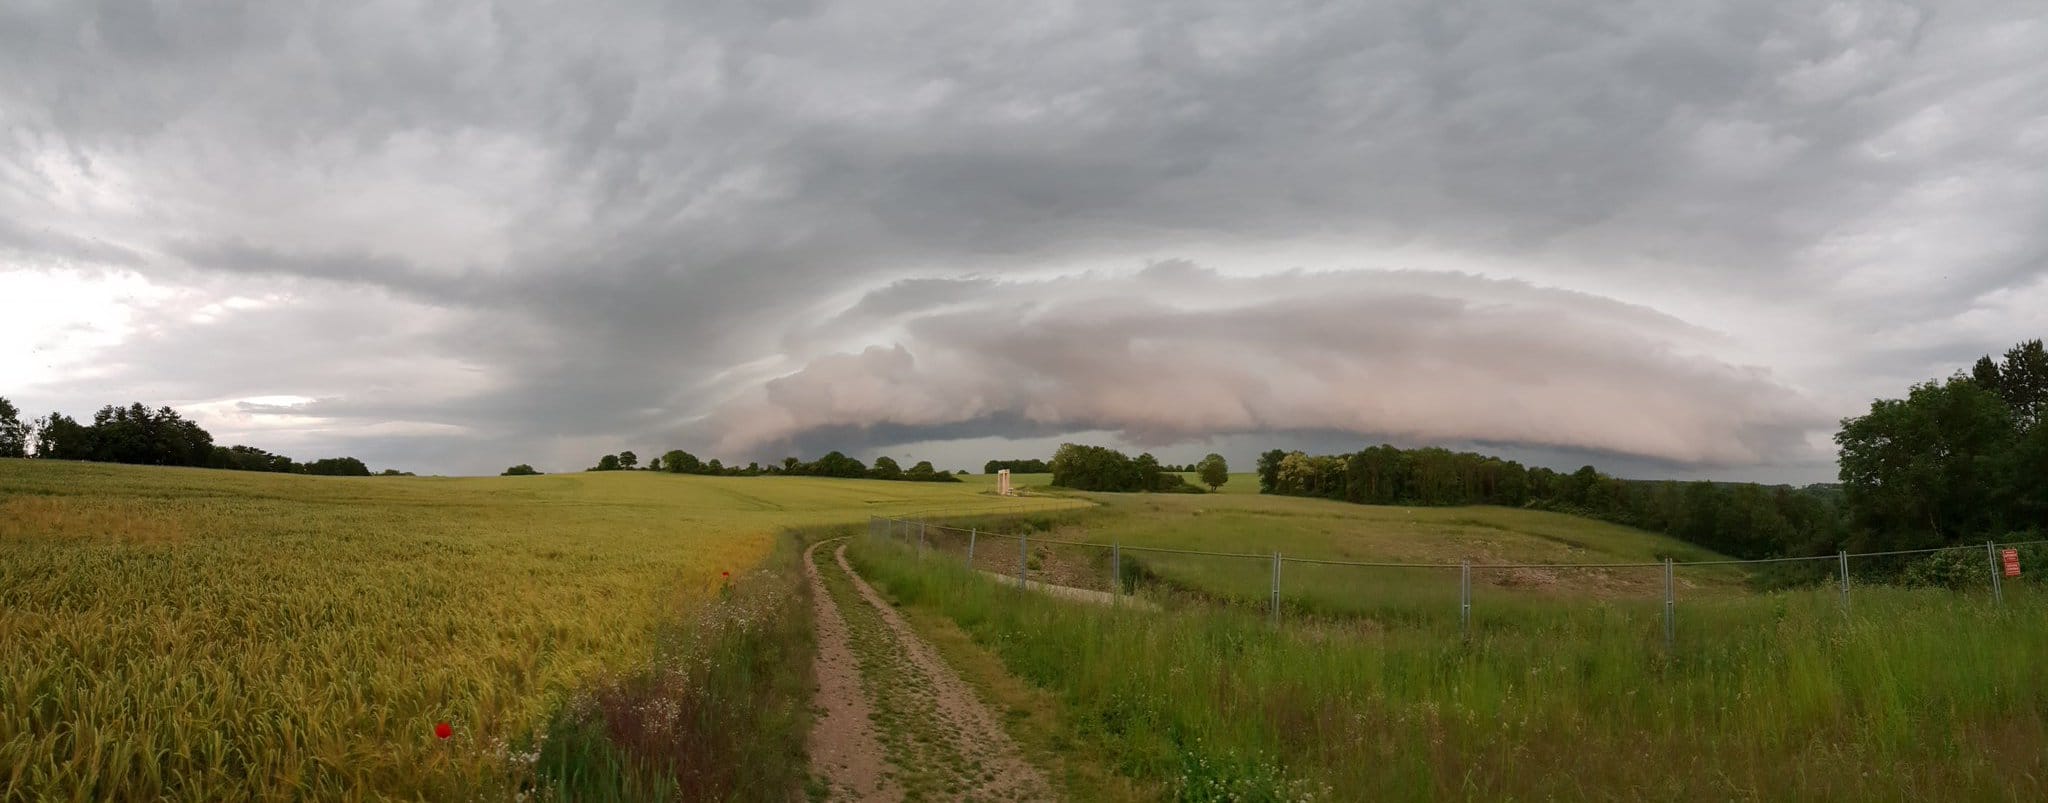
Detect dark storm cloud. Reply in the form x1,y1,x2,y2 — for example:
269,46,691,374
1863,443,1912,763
3,0,2044,476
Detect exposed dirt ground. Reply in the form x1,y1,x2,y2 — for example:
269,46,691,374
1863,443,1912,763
806,538,1055,801
804,539,901,801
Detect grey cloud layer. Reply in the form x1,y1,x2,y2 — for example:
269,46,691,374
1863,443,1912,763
3,0,2043,476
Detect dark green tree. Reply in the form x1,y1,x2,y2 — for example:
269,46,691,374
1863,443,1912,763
503,464,542,476
1256,449,1288,494
663,450,702,474
811,451,867,478
1971,355,2003,391
33,413,90,459
0,397,26,458
593,454,623,471
869,455,903,480
618,450,638,469
1998,339,2048,429
1197,453,1229,491
212,445,295,472
1835,377,2016,549
301,457,371,476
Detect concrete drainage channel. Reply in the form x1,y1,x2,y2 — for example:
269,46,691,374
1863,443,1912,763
974,570,1162,611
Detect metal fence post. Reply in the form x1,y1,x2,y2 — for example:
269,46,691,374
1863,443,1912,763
967,527,977,569
1989,541,2005,607
1270,552,1282,626
1663,558,1675,650
1112,540,1121,605
1459,561,1471,641
1837,550,1850,612
1019,531,1028,589
917,521,926,560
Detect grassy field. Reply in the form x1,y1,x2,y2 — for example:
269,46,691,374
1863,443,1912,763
904,488,1750,630
851,518,2048,800
0,460,1076,799
954,471,1260,495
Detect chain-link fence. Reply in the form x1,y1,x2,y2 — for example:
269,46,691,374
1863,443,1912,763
867,512,2048,646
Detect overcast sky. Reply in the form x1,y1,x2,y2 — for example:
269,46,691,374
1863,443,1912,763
4,1,2044,481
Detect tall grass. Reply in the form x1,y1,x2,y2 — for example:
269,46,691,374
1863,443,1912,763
531,532,815,801
849,533,2048,800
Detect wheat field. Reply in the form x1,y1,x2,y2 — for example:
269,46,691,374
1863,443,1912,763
0,460,1065,800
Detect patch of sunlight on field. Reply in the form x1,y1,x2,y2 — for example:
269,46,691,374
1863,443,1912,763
0,460,1080,799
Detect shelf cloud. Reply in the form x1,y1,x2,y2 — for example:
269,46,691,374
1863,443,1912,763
3,0,2044,477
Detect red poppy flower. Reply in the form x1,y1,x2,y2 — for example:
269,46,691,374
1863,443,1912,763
434,722,453,740
721,571,730,578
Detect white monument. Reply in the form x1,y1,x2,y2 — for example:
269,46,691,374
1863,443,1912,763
997,469,1012,496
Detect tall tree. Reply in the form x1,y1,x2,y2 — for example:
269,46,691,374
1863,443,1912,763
33,413,89,459
869,455,903,480
1835,377,2016,549
593,454,622,471
1256,449,1288,494
618,450,638,469
0,397,26,458
1197,453,1229,491
1999,339,2048,429
1971,355,2004,392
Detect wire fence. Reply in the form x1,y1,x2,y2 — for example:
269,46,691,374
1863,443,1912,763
867,510,2047,647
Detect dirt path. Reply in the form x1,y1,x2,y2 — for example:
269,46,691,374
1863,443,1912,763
805,539,901,801
806,538,1055,801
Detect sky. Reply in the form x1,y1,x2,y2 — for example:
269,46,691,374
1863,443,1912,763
3,0,2044,481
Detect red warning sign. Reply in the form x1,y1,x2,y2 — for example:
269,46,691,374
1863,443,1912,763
2003,549,2021,578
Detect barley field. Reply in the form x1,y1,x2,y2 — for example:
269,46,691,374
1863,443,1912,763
0,460,1069,800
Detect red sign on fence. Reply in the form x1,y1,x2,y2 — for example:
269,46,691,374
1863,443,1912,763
2003,549,2021,578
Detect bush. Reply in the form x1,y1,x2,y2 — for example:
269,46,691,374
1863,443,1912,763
1901,549,1987,590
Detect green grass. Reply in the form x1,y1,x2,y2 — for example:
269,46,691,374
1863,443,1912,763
954,472,1259,495
850,531,2048,800
903,490,1748,627
0,460,1083,799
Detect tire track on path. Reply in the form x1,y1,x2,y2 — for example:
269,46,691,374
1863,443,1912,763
805,538,901,801
808,538,1055,801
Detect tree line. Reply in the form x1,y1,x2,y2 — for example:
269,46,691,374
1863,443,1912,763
548,449,965,483
0,397,403,476
984,458,1049,474
1252,445,1841,560
1047,443,1221,493
1250,338,2048,569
